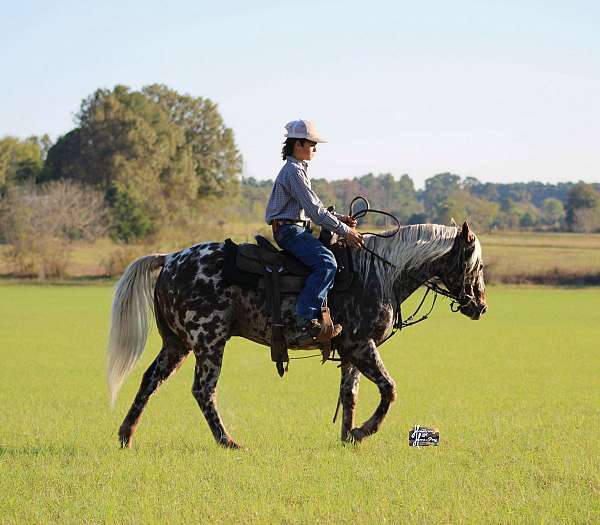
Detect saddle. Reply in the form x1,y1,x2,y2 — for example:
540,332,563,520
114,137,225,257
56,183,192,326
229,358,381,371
223,229,355,377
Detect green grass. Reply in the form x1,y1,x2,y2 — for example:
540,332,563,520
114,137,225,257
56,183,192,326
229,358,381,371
1,285,598,523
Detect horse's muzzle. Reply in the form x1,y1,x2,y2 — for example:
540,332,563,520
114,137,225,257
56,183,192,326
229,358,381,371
460,301,487,320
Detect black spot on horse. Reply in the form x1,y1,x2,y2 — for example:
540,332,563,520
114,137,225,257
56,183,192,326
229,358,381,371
177,257,198,284
202,316,220,337
185,321,200,332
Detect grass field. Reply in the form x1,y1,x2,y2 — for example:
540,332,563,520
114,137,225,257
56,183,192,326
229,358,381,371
479,230,600,284
1,284,598,523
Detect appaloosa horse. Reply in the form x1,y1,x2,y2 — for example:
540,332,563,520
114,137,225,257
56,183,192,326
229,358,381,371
108,221,487,448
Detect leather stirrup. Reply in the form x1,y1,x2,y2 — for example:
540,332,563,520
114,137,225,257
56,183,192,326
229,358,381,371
315,306,336,343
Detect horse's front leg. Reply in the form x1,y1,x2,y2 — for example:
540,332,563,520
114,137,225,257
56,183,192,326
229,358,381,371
349,339,397,443
339,361,361,443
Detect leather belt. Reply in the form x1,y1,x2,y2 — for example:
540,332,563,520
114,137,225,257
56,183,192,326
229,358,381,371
271,219,310,234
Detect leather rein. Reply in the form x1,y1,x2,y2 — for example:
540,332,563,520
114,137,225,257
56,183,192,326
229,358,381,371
291,201,477,365
349,200,476,345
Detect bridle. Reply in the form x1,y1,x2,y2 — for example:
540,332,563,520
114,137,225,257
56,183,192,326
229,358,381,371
329,203,483,423
329,199,482,423
379,243,479,344
424,246,481,313
347,197,480,343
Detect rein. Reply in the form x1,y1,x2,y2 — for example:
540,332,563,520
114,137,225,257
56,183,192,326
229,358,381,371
348,199,472,343
363,238,473,339
295,201,474,363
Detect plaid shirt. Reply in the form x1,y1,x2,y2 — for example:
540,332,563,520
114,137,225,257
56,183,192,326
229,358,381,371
265,156,351,237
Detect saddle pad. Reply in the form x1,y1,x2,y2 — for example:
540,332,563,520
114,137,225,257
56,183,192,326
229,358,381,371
222,239,260,289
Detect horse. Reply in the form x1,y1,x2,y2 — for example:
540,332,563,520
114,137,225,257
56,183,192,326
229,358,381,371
107,221,487,448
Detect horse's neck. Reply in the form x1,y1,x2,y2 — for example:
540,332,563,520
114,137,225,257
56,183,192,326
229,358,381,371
365,224,457,303
396,260,437,303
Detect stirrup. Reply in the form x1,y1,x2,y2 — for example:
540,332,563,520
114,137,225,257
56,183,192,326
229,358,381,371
314,306,342,342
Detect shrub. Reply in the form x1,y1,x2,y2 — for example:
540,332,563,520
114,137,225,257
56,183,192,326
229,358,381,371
100,244,152,277
0,181,108,278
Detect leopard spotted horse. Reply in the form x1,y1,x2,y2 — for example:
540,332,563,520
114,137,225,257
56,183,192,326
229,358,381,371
108,221,487,448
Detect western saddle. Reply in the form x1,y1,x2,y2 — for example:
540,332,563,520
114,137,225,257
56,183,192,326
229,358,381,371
223,229,354,377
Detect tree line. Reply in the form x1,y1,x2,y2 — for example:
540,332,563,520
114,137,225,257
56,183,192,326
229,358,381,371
243,174,600,233
1,83,600,277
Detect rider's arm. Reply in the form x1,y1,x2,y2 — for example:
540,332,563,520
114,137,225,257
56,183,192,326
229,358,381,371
285,166,351,237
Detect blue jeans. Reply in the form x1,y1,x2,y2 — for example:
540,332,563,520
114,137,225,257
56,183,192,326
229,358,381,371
273,225,337,320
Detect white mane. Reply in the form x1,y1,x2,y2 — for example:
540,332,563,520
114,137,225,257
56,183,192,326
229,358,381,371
353,224,482,299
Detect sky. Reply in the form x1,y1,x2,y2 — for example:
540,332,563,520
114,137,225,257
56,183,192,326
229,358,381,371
2,0,599,188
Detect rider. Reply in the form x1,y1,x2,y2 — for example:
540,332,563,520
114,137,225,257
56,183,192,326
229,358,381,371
265,119,362,337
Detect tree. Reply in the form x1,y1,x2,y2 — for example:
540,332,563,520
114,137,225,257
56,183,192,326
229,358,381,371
541,198,565,227
0,135,47,193
393,174,423,223
462,176,481,190
434,189,500,231
519,211,537,228
43,84,241,240
142,84,242,198
43,86,189,234
423,173,461,221
105,186,154,242
311,178,337,210
0,181,107,277
565,183,600,232
330,179,363,211
353,173,386,207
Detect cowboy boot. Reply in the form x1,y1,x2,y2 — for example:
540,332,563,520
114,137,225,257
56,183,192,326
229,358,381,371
295,314,342,340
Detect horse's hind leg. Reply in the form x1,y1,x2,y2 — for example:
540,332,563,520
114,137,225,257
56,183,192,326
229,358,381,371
348,339,397,443
119,342,189,448
191,337,239,449
339,362,361,443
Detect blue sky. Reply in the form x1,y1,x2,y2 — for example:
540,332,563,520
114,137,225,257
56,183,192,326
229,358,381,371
2,0,599,188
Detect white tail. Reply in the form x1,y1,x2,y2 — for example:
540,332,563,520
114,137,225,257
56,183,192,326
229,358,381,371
107,254,166,406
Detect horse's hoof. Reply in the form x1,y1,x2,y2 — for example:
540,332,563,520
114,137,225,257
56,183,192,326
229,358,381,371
341,428,355,444
350,428,366,443
219,437,241,449
118,427,133,449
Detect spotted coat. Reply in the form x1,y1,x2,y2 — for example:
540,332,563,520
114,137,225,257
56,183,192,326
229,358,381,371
116,223,487,448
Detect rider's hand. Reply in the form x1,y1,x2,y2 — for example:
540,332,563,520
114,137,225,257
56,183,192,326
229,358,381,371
339,215,358,228
345,228,363,250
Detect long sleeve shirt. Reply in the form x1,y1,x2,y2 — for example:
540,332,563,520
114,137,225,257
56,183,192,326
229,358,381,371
265,156,351,237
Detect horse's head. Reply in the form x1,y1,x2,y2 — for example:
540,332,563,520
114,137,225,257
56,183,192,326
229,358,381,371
438,221,487,320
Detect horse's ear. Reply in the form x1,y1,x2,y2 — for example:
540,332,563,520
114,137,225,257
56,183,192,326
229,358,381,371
450,217,457,227
461,220,476,243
